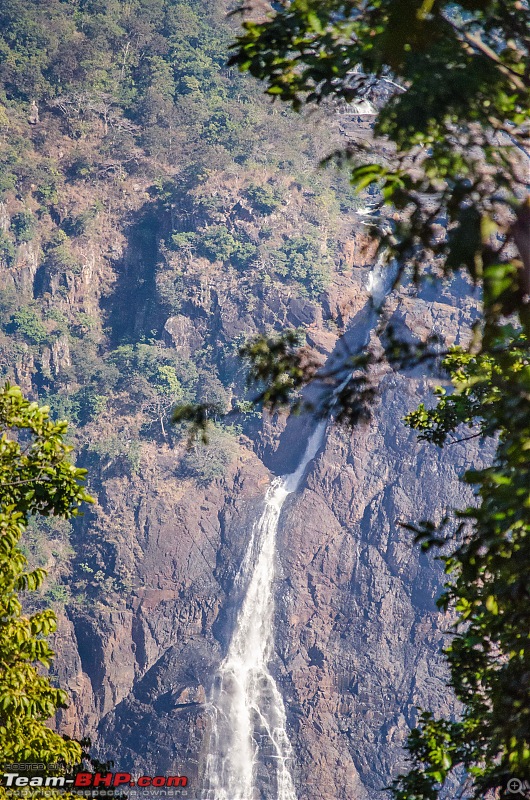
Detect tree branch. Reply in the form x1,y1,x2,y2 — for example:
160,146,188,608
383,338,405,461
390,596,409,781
444,16,527,92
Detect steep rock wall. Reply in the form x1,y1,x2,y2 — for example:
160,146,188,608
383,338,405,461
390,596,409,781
51,277,486,800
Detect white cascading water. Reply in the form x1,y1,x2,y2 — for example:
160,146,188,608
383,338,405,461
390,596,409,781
202,422,327,800
202,259,394,800
366,255,398,311
366,264,386,311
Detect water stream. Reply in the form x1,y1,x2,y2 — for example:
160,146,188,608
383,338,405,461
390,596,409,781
202,423,327,800
202,259,394,799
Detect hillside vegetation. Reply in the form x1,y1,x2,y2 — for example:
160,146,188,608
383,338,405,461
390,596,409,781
0,0,364,607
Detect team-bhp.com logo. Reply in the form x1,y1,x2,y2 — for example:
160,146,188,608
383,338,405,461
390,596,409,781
2,772,188,789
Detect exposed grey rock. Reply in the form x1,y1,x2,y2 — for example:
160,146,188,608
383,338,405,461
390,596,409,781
0,202,9,232
51,276,487,800
163,315,204,357
28,100,39,124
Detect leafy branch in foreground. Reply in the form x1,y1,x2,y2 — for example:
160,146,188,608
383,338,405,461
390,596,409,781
178,0,530,436
239,330,322,412
229,0,529,341
391,336,530,799
172,330,322,442
240,325,444,425
171,3,529,792
172,323,446,441
0,384,92,767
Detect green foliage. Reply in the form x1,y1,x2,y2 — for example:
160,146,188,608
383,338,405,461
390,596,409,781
166,181,328,289
0,383,91,765
234,399,261,419
198,225,239,263
404,338,527,448
9,306,47,346
66,153,96,182
230,0,529,333
87,435,129,463
74,387,107,423
169,203,256,270
154,365,183,400
0,169,16,200
43,583,70,607
196,371,230,412
21,515,73,573
126,439,142,474
393,334,530,798
106,342,195,400
275,235,330,296
0,0,260,168
86,434,142,475
103,342,197,438
231,239,258,271
154,266,184,314
180,425,238,486
246,183,283,215
43,231,79,275
0,231,15,267
41,393,80,428
68,312,98,340
10,210,35,243
28,162,62,207
228,4,530,797
169,230,196,254
62,205,100,238
240,330,317,413
0,383,92,518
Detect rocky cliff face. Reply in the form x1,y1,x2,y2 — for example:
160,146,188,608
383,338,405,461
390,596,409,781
277,369,483,800
47,257,485,799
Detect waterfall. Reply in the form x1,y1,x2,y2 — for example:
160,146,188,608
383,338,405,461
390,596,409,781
202,256,396,799
202,422,327,800
366,260,386,310
366,255,398,311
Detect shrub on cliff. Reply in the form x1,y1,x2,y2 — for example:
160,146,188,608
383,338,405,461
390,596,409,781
0,233,15,268
10,210,35,244
180,425,238,486
198,224,240,263
245,183,283,215
9,306,48,347
43,231,80,276
274,234,330,297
